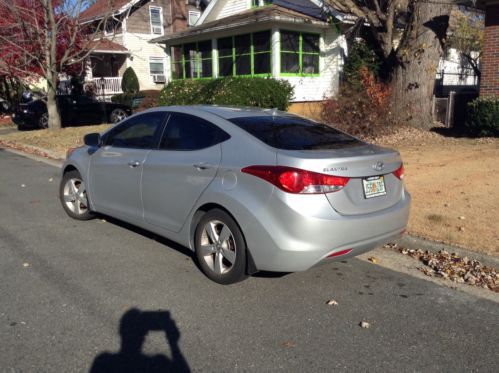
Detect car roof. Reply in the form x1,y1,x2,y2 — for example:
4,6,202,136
147,105,292,120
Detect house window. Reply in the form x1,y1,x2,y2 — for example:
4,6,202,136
150,7,163,35
280,31,320,76
188,10,201,26
217,31,271,77
171,40,213,79
251,0,273,7
150,57,166,83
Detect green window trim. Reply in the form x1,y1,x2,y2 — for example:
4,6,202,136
171,40,214,80
217,31,272,77
280,31,320,77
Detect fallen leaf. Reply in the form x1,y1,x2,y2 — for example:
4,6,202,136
326,299,338,306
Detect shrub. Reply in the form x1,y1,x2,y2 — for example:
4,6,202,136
158,77,294,110
137,90,161,111
121,67,140,94
321,62,397,139
465,97,499,137
159,79,211,106
111,92,135,106
343,40,382,87
111,90,161,110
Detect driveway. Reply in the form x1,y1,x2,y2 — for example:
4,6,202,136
0,149,498,372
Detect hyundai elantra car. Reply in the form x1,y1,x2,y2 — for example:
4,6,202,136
60,106,410,284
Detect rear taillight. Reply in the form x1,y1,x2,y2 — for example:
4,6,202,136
241,165,350,194
392,164,404,180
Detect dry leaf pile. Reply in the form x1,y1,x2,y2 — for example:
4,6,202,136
388,244,498,292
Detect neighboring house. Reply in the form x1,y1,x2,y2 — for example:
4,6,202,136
151,0,352,108
80,0,208,98
434,48,480,97
477,0,498,96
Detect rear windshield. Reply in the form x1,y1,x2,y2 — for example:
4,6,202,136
228,116,363,150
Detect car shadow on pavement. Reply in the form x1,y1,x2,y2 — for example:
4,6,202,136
89,308,190,373
96,214,195,260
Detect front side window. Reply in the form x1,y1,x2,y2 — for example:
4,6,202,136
160,113,230,151
171,41,212,79
104,112,167,149
281,31,320,76
217,31,271,77
150,7,163,35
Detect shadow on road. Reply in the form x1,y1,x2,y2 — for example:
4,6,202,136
90,308,190,373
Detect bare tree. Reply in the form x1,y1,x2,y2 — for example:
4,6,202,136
326,0,455,128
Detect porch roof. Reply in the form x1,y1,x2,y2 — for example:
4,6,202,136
89,39,130,54
151,4,330,45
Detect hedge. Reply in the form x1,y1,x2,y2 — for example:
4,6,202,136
465,96,499,137
158,77,294,110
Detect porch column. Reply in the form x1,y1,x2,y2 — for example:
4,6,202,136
271,27,280,78
165,44,172,84
212,38,218,79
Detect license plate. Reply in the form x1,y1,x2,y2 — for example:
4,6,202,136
362,176,386,199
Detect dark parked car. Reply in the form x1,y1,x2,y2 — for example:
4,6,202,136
13,95,132,129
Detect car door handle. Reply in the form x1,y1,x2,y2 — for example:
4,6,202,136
193,163,211,170
127,160,141,168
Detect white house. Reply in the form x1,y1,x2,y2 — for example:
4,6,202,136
151,0,351,112
80,0,208,98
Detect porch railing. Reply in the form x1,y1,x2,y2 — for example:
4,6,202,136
90,77,123,100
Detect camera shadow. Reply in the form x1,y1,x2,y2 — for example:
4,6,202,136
90,308,190,373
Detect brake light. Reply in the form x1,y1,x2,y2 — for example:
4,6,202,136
392,164,404,180
241,165,350,194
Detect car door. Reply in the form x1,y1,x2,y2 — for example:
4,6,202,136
142,112,230,232
88,112,168,223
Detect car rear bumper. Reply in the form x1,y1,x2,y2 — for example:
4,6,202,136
245,189,411,272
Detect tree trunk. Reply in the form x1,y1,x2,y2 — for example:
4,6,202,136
390,1,452,129
46,70,61,130
45,0,61,130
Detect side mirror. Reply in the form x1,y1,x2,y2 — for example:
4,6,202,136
84,133,102,147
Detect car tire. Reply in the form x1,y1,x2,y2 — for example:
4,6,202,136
38,113,48,129
59,170,94,220
109,108,128,124
194,209,248,285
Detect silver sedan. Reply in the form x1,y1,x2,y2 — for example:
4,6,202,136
60,106,410,284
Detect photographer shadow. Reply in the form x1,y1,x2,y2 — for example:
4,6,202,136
90,308,190,373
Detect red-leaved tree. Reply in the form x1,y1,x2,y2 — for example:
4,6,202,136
0,0,110,129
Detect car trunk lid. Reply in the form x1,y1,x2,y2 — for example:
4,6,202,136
276,144,404,215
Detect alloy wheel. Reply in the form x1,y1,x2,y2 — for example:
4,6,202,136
199,220,237,275
62,177,89,216
111,109,127,123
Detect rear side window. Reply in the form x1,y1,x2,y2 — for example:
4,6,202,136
228,116,363,150
160,113,230,151
103,112,167,149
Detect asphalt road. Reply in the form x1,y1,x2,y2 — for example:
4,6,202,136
0,149,498,372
